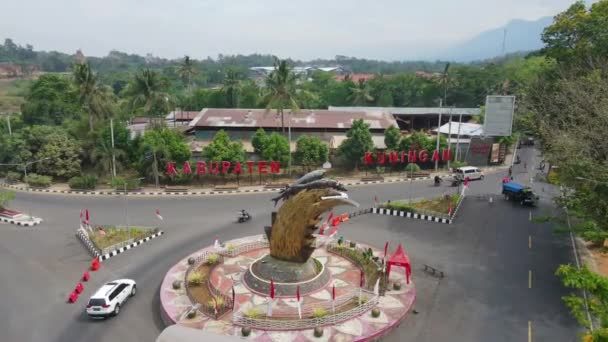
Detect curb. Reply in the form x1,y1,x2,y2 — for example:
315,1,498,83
0,216,43,227
371,207,451,224
0,176,442,197
76,229,165,262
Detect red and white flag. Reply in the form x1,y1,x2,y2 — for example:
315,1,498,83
85,209,90,225
296,285,302,319
155,209,163,221
97,226,106,236
448,206,452,216
332,285,336,314
326,212,334,223
359,270,364,304
318,222,328,235
267,278,275,317
213,297,218,315
214,235,220,249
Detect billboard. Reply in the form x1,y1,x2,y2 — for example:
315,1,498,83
483,95,515,136
465,137,493,166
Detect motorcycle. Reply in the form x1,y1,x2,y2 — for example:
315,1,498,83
434,177,442,187
237,212,251,223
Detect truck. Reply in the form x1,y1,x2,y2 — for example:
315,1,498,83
502,182,539,206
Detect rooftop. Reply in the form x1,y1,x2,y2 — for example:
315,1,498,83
433,122,484,136
166,110,201,121
191,108,397,131
329,106,481,116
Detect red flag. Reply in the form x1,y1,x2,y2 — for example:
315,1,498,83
318,223,327,235
85,209,89,222
332,285,336,301
326,212,334,223
464,177,470,187
360,270,364,287
155,209,163,221
80,210,83,219
213,297,218,314
269,278,275,299
448,206,452,216
296,286,300,302
384,241,389,258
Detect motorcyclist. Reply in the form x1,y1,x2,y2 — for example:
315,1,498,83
434,176,442,185
239,209,249,218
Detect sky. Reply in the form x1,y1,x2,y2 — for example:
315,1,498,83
0,0,583,61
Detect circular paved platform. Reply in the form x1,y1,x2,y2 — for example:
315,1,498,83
160,235,415,341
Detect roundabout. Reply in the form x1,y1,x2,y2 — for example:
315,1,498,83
160,234,415,341
159,170,415,341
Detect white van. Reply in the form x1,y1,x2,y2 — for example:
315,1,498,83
455,166,484,180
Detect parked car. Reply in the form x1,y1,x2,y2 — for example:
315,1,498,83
454,166,484,181
86,279,137,318
502,182,538,206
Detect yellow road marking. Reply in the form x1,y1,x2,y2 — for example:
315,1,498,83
529,270,532,288
528,321,532,342
529,235,532,249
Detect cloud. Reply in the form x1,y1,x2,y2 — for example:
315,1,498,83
0,0,576,60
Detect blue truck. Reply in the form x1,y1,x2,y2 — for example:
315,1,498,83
502,182,539,206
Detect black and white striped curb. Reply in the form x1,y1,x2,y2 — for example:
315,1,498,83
76,229,101,257
371,207,452,224
0,176,445,197
98,231,164,262
0,216,42,227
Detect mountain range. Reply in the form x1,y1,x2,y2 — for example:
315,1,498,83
439,16,553,62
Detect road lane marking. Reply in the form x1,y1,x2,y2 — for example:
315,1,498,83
529,235,532,249
528,321,532,342
529,270,532,288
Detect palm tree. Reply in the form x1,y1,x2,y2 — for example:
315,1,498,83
176,55,197,91
437,63,451,105
72,63,113,131
140,132,169,188
124,69,172,124
220,69,241,108
91,140,126,177
263,58,300,134
348,80,374,105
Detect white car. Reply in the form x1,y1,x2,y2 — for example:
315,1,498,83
454,166,484,180
86,279,136,318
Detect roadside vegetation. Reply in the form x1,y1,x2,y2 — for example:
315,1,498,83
381,194,460,216
88,226,157,250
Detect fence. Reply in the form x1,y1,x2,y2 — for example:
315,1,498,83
218,236,269,257
76,228,101,257
326,242,385,292
232,289,378,330
184,251,232,320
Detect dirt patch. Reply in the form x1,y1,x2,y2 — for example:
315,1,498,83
586,246,608,277
187,264,214,305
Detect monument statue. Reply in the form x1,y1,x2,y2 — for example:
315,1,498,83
267,170,358,263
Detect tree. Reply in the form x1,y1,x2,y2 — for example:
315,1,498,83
72,63,114,131
221,69,241,108
0,190,15,210
337,119,373,169
202,130,246,163
35,132,82,178
124,69,172,120
384,125,401,150
176,55,197,90
251,128,268,154
295,136,328,170
91,139,126,177
138,128,191,186
260,132,289,166
348,80,374,105
21,74,81,126
263,58,299,134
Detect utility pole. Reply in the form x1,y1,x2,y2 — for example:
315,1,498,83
288,112,292,175
447,107,453,170
6,113,12,136
435,99,443,171
110,118,116,178
455,113,463,161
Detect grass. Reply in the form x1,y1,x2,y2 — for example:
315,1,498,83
89,226,156,249
382,194,461,215
0,78,31,112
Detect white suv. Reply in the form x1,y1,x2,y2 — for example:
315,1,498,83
86,279,137,318
454,166,484,180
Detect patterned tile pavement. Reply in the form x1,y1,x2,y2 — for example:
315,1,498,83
160,236,415,341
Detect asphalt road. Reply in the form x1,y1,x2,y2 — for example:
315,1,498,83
0,146,579,342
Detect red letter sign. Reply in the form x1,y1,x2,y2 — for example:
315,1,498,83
364,152,374,165
166,162,177,176
196,161,206,175
377,152,386,165
389,151,399,164
408,150,417,163
183,161,192,175
258,161,268,174
401,151,407,163
221,161,231,174
419,150,429,163
246,161,254,175
209,162,219,175
431,150,440,163
442,149,452,162
234,162,243,175
270,161,281,174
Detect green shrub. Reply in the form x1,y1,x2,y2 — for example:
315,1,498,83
187,271,205,286
226,243,236,252
6,171,21,182
451,161,467,169
360,296,369,304
312,308,327,318
208,296,225,308
206,253,220,265
24,173,52,187
68,175,97,190
112,177,141,190
405,163,421,172
244,308,263,318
